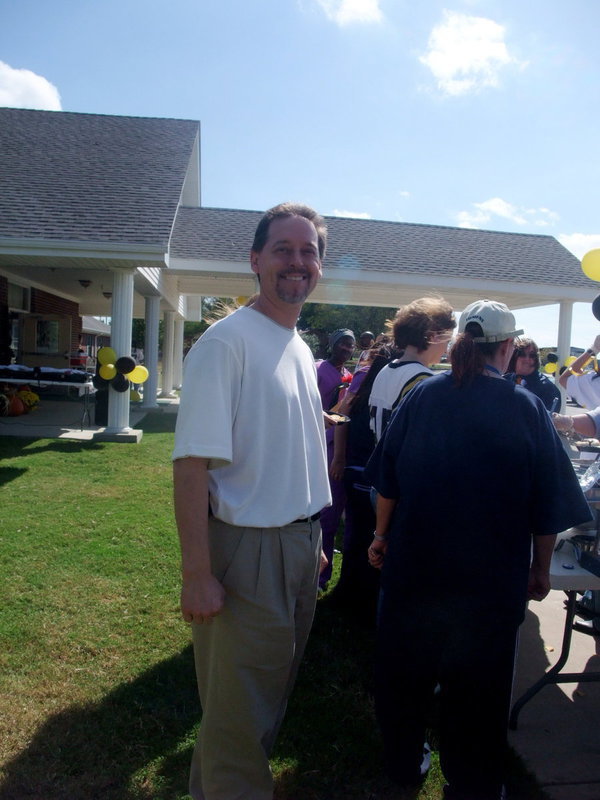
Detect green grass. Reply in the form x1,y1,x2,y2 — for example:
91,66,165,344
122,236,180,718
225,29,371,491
0,414,548,800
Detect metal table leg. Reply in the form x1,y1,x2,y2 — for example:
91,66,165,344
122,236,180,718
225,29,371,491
80,386,91,430
509,590,600,729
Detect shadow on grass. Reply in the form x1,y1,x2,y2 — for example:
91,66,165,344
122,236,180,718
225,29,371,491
0,593,550,800
0,466,28,487
0,647,200,800
0,596,381,800
138,411,177,435
0,437,104,460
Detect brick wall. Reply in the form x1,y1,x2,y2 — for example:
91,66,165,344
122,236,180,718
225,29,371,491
31,289,82,350
0,276,10,362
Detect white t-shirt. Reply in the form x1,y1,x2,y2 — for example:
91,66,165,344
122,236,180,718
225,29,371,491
172,306,331,527
565,370,600,410
369,360,434,442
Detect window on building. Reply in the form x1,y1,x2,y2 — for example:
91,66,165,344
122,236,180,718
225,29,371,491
8,282,31,312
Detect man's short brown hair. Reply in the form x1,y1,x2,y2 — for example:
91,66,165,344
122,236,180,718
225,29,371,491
251,202,327,259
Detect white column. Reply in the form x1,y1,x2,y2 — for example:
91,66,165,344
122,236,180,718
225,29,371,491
159,310,175,397
142,295,160,409
173,318,185,389
107,271,134,432
557,300,574,413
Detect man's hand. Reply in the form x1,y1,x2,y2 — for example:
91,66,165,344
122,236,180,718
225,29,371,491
552,412,573,433
181,573,226,624
329,455,345,481
319,549,328,575
527,565,551,602
368,536,387,570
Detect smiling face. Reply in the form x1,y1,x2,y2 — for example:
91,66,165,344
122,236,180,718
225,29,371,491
514,345,538,376
250,215,322,317
330,335,355,367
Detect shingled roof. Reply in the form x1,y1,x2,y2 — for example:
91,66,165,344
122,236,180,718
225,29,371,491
0,108,198,248
0,107,594,316
171,206,591,292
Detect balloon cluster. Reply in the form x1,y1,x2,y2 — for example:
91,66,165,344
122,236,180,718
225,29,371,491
93,347,150,394
543,354,581,375
581,250,600,282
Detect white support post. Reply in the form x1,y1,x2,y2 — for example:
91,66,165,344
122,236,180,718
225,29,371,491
106,271,135,432
557,300,574,413
173,318,184,390
159,310,175,397
142,295,160,409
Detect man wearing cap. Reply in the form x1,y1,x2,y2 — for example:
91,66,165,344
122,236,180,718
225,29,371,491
355,330,375,372
366,299,590,800
316,328,356,587
173,203,331,800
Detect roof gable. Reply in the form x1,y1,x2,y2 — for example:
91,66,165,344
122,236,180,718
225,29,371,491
0,108,199,248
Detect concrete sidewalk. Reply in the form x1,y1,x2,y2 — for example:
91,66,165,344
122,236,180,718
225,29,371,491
0,393,178,441
510,592,600,799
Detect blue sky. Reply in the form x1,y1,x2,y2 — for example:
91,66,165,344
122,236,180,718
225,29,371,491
2,0,600,347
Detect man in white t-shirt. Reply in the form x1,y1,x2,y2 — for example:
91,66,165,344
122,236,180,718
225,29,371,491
173,203,331,800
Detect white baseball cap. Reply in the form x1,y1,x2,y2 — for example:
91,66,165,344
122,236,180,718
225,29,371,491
458,300,523,343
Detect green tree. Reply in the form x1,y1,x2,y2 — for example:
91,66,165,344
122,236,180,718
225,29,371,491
298,303,397,358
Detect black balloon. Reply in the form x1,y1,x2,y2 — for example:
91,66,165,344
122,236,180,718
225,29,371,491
592,294,600,322
111,373,130,392
546,352,558,363
115,356,136,374
92,374,109,389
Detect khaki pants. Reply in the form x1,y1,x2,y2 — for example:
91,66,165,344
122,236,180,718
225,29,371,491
190,517,321,800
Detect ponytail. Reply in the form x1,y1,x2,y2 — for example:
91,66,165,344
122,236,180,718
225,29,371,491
451,322,503,387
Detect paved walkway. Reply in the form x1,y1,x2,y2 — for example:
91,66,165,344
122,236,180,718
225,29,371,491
510,593,600,799
0,393,178,440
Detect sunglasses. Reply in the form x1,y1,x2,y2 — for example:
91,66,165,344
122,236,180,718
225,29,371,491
429,331,454,344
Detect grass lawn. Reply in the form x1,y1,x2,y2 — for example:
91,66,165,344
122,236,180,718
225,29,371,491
0,412,547,800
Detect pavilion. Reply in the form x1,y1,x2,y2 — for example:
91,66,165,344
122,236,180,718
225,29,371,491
0,107,595,436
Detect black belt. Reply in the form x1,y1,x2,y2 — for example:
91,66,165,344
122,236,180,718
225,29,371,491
291,511,321,524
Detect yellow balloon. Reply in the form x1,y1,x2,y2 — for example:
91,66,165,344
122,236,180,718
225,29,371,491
581,249,600,282
99,363,117,380
126,365,149,384
130,389,142,403
97,346,117,366
564,356,577,367
236,296,248,306
544,362,557,374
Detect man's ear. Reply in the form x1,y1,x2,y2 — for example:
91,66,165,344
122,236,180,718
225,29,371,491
250,250,259,275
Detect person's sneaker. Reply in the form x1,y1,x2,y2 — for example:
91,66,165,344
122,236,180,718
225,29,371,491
420,742,431,776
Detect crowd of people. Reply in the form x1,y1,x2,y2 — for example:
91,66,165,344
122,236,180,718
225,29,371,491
173,202,593,800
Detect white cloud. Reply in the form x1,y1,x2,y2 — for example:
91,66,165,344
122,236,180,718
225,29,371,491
420,10,525,95
558,233,600,260
0,61,61,110
456,197,558,229
315,0,383,26
331,208,373,218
